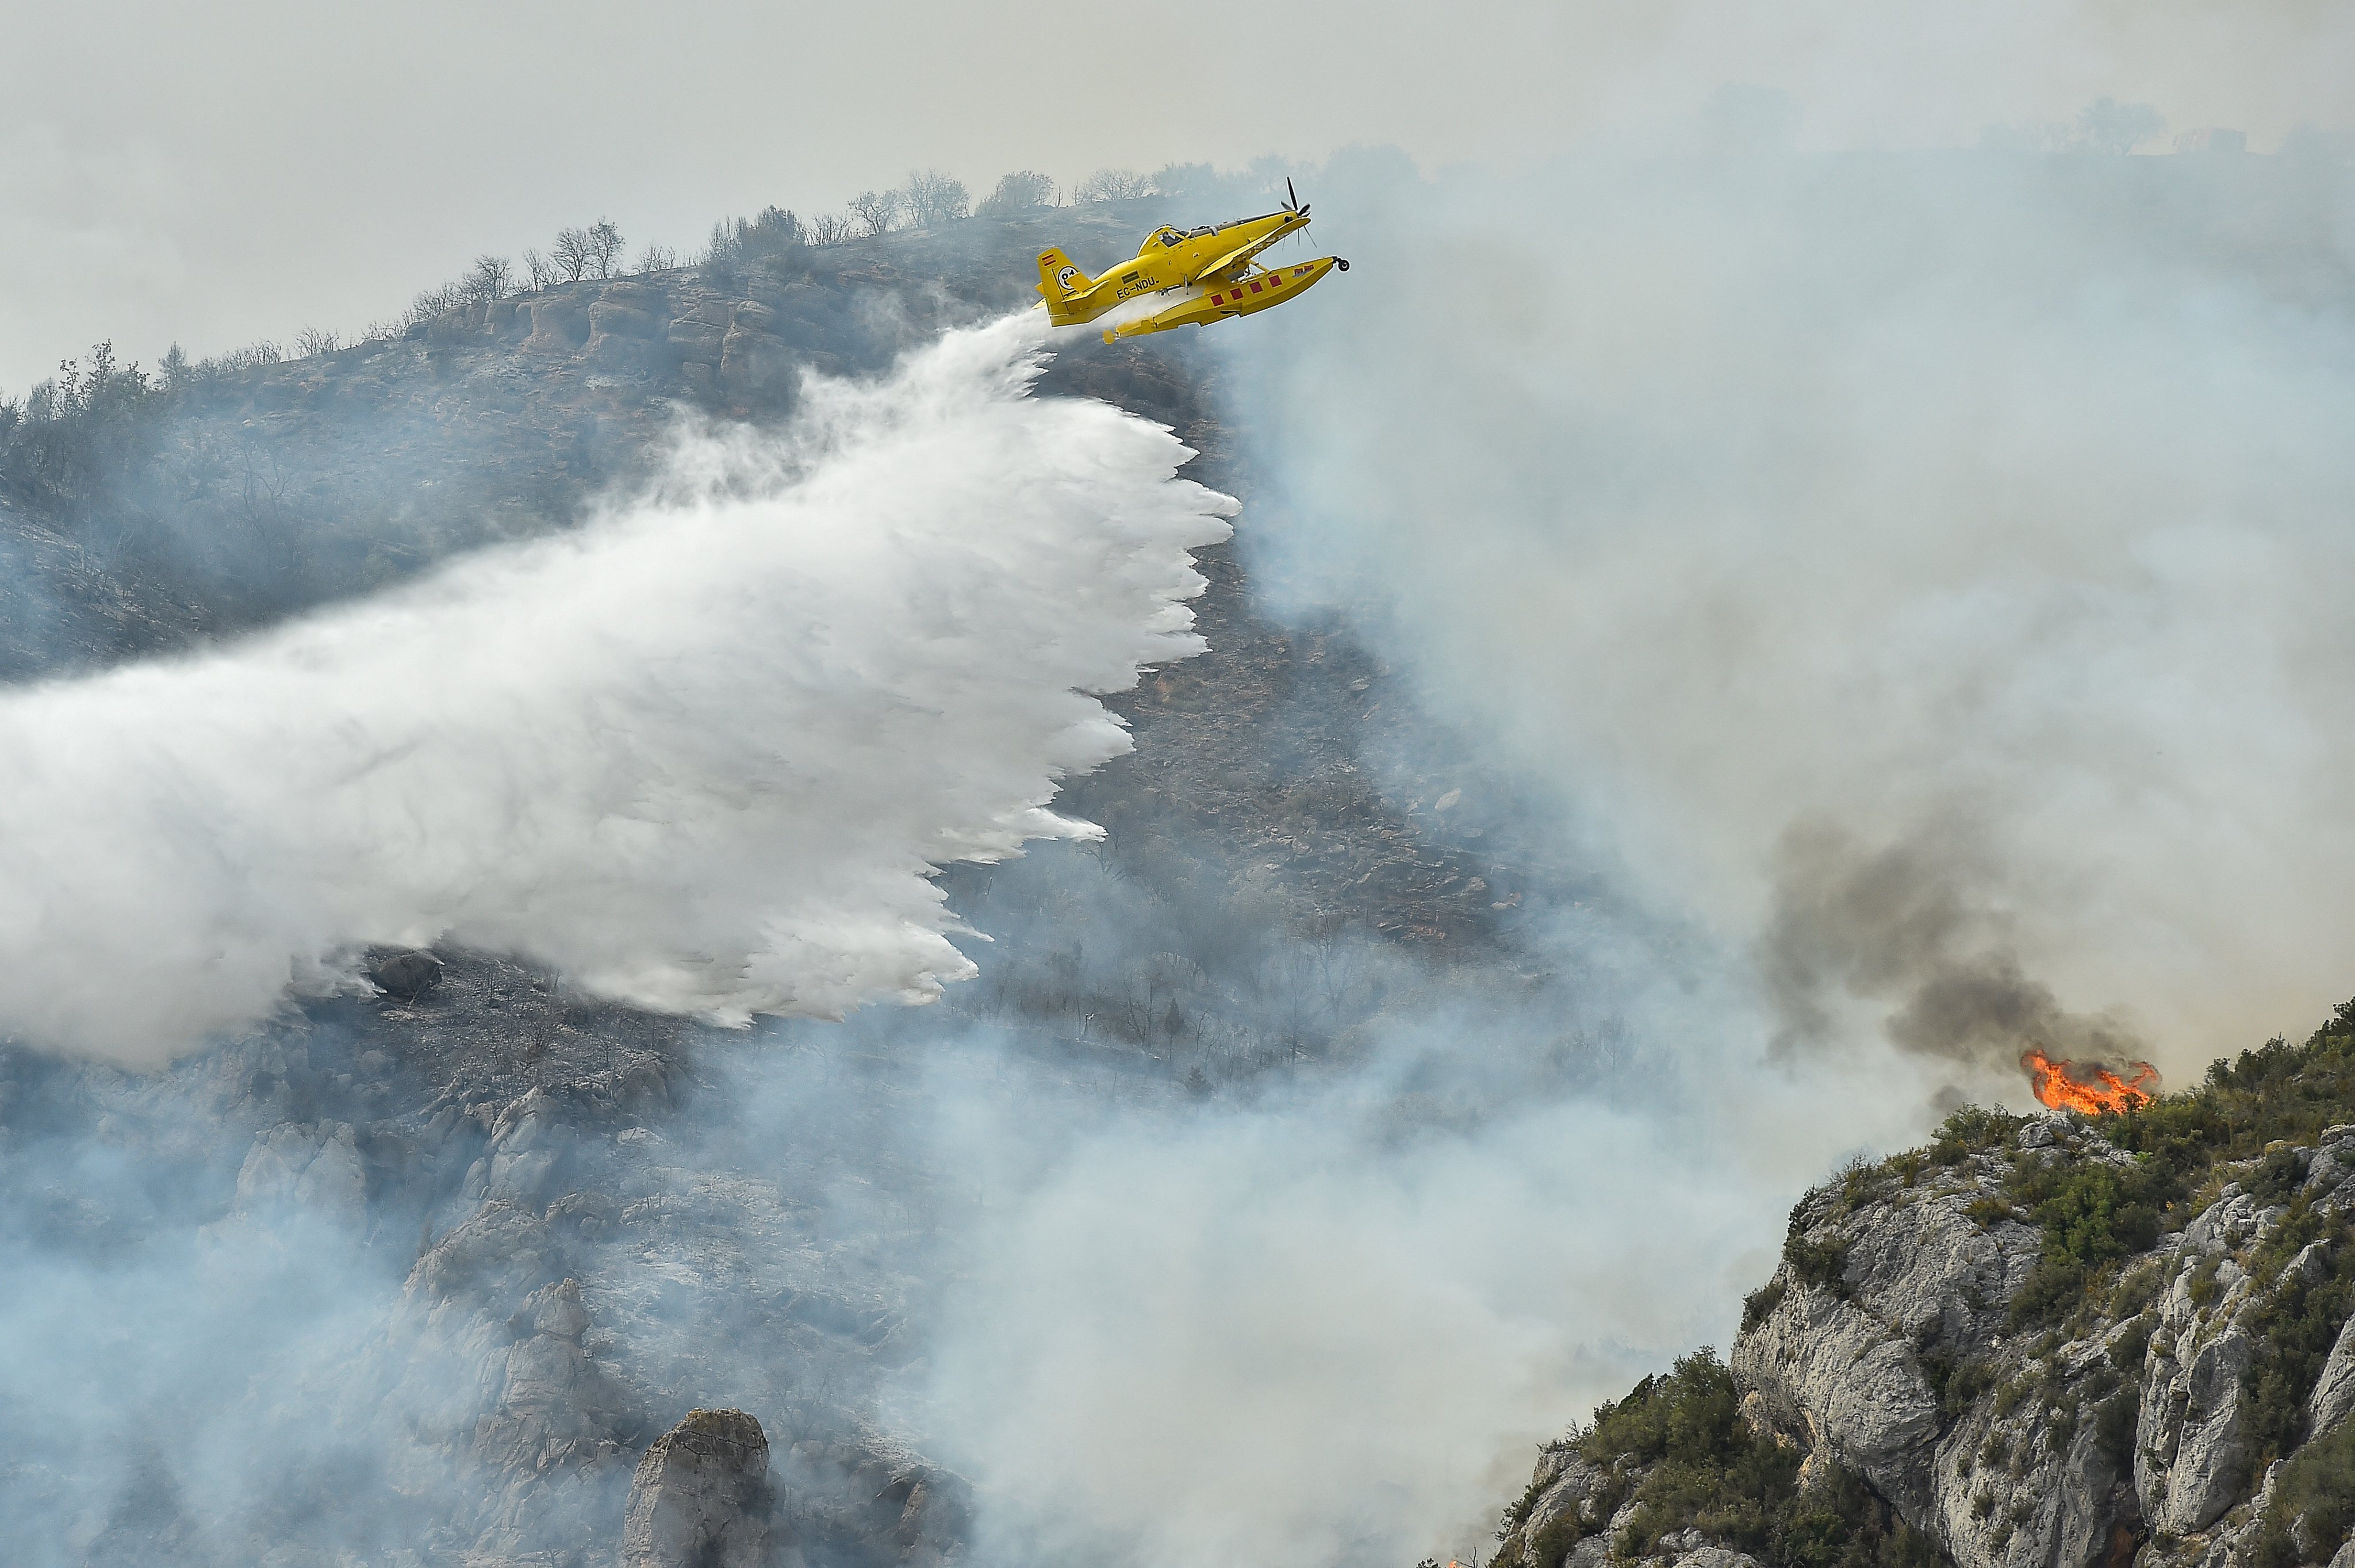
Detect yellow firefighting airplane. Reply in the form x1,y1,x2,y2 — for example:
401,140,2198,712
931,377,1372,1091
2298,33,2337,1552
1035,180,1349,342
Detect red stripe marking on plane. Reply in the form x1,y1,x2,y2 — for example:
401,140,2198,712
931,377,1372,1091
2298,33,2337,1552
1249,280,1263,293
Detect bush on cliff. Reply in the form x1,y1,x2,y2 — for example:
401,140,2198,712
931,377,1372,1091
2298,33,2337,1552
2105,1000,2355,1189
1541,1350,1941,1568
2003,1157,2169,1329
2240,1199,2355,1467
2250,1417,2355,1568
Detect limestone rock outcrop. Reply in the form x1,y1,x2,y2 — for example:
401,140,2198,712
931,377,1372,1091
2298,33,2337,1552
234,1120,368,1222
718,325,794,395
623,1407,775,1568
1491,1097,2355,1568
1753,1117,2355,1568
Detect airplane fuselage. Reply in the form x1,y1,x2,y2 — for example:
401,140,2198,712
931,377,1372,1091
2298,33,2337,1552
1100,256,1347,342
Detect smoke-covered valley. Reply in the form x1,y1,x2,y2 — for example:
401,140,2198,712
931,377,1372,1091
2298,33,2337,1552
3,123,2353,1568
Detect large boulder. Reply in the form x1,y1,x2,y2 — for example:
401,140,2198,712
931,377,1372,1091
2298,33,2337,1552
588,301,661,340
425,304,484,342
730,300,781,333
1525,1451,1608,1536
718,327,795,396
623,1408,774,1568
373,948,443,1000
474,1279,631,1478
523,294,591,352
667,317,727,363
233,1121,367,1224
2311,1313,2355,1435
2137,1201,2266,1535
1735,1181,2030,1526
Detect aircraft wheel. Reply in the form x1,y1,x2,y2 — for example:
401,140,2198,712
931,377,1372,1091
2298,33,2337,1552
1336,259,1351,271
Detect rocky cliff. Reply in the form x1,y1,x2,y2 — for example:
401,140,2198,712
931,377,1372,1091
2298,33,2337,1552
1487,1011,2355,1568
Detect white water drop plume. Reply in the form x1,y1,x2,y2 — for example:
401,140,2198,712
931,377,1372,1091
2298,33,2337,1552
0,312,1236,1066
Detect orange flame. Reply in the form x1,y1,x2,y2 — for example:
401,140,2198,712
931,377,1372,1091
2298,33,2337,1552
2020,1046,2160,1115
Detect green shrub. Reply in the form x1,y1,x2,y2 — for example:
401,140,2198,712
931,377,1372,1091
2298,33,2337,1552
1931,1106,2021,1166
2109,1314,2154,1373
1527,1513,1580,1568
2007,1258,2092,1329
1839,1154,1880,1209
1787,1236,1853,1298
2036,1162,2165,1268
2252,1194,2337,1283
1577,1351,1946,1568
1584,1352,1748,1472
2000,1149,2173,1329
2247,1145,2311,1206
2109,1263,2164,1321
1965,1195,2018,1227
1921,1352,1996,1421
1743,1278,1790,1333
2239,1214,2355,1467
2250,1419,2355,1568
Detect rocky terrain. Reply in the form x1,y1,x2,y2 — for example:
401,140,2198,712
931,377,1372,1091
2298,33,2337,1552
1485,1011,2355,1568
1,942,987,1566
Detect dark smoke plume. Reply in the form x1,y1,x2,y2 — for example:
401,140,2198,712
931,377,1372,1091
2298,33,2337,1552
1759,816,2149,1086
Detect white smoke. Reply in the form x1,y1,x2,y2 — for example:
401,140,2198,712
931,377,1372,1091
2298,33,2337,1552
899,134,2355,1568
0,314,1234,1066
1230,148,2355,1081
914,992,1942,1568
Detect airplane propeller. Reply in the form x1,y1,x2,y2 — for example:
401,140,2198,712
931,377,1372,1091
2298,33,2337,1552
1283,177,1311,221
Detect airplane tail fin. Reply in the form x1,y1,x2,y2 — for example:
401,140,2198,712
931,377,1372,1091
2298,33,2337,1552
1036,248,1093,324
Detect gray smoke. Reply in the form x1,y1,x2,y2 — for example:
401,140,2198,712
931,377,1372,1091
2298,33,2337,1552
1758,816,2149,1087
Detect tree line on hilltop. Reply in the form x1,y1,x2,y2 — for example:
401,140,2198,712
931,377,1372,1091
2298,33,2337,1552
2,159,1287,423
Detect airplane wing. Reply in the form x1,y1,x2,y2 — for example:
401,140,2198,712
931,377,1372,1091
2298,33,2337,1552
1192,217,1308,284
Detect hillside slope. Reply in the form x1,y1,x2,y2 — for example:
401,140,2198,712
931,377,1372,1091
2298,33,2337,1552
0,206,1592,1566
1486,1011,2355,1568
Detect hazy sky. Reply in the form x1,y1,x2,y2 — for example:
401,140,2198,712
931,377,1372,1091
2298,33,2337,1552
5,0,2349,390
